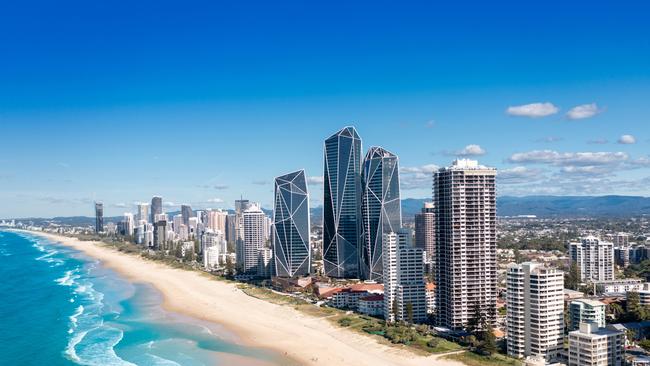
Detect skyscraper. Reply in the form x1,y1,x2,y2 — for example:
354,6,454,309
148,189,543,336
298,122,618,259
415,202,435,263
150,196,163,223
506,262,564,361
95,202,104,233
181,204,193,227
323,126,363,278
569,236,615,282
239,204,266,273
360,146,402,281
434,159,497,330
137,203,149,223
273,170,311,278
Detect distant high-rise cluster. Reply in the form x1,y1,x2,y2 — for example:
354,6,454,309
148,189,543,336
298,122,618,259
569,236,615,282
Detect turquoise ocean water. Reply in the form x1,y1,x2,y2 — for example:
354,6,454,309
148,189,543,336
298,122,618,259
0,230,286,366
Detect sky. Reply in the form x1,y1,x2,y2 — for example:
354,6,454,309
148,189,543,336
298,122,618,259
1,1,649,218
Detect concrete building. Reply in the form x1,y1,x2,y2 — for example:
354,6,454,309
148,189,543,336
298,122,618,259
153,218,168,250
506,262,564,361
358,294,384,316
204,245,220,270
323,126,363,278
568,323,624,366
95,202,104,233
238,204,266,273
594,279,645,294
569,299,607,331
569,236,615,282
257,247,273,278
415,202,435,264
137,203,149,223
207,209,228,234
181,204,193,227
434,159,497,330
383,231,427,323
123,213,134,236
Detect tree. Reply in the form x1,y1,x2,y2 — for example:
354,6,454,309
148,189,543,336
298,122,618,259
607,303,625,322
405,302,414,324
565,262,580,290
467,304,484,336
513,249,523,264
626,291,647,322
392,299,399,323
225,256,235,276
481,323,497,355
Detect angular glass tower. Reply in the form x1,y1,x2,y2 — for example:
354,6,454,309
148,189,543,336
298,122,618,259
323,126,362,278
273,170,311,277
360,146,402,282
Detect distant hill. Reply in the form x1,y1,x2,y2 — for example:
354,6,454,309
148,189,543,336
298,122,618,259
5,196,649,226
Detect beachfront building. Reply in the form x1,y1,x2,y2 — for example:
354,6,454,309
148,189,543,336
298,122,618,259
181,204,193,227
238,204,266,274
257,247,273,278
123,213,134,236
433,159,497,330
568,323,624,366
150,196,163,224
415,202,435,264
358,295,384,316
569,236,615,282
272,170,311,278
206,209,228,234
204,245,220,270
506,262,564,361
383,231,427,323
95,202,104,233
569,299,607,331
323,126,363,278
360,146,402,282
153,218,168,250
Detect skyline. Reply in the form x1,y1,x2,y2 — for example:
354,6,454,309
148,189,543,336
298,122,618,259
2,1,650,217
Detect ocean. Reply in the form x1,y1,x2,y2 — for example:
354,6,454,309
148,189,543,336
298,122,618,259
0,230,285,366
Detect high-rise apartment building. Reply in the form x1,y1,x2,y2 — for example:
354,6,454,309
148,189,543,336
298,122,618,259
239,204,266,273
568,323,624,366
150,196,163,223
95,202,104,233
207,209,228,234
569,236,615,282
153,218,168,250
181,204,193,227
123,213,134,236
506,262,564,361
323,126,363,278
383,231,426,323
415,202,435,263
434,159,497,330
360,146,402,282
137,203,149,223
569,299,607,331
273,170,311,278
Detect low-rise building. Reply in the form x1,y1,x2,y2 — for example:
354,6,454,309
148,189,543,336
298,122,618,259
594,279,645,295
568,323,624,366
358,294,384,316
569,299,607,331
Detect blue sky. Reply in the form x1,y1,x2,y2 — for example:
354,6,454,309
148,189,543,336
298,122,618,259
1,1,649,217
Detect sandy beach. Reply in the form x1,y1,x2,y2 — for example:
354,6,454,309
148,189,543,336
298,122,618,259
23,231,465,366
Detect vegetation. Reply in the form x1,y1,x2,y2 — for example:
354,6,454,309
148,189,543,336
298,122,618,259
445,351,522,366
624,260,650,281
565,262,580,290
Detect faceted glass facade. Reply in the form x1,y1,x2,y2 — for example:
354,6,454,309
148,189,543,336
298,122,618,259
360,147,402,281
273,170,311,277
323,127,362,278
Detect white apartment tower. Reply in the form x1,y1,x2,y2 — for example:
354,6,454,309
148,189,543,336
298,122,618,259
506,262,564,361
433,159,497,329
383,231,427,323
239,204,266,273
569,299,607,331
569,236,615,282
137,203,149,223
568,323,624,366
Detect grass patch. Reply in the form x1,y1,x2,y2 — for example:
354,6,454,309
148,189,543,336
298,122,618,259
445,351,522,366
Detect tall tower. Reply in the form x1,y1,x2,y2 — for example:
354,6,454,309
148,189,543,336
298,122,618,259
181,204,193,227
360,146,402,281
240,204,266,273
507,262,564,361
273,170,311,278
434,159,497,330
150,196,163,223
323,126,363,278
95,202,104,233
569,236,614,282
137,203,150,223
415,202,435,264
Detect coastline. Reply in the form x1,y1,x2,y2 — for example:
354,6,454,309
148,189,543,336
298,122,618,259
16,230,465,366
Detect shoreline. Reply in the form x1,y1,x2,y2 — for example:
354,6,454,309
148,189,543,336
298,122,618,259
16,229,465,366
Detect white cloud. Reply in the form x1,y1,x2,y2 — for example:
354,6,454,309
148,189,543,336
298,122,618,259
508,150,628,166
307,176,324,185
400,164,439,190
206,198,224,203
498,166,544,184
506,102,559,118
566,103,602,120
457,144,486,156
618,134,636,144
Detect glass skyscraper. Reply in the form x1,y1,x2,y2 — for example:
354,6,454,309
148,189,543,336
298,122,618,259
360,146,402,281
272,170,311,277
95,202,104,233
150,196,163,223
323,126,362,278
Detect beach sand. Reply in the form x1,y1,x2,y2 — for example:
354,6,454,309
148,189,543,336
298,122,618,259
26,231,465,366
